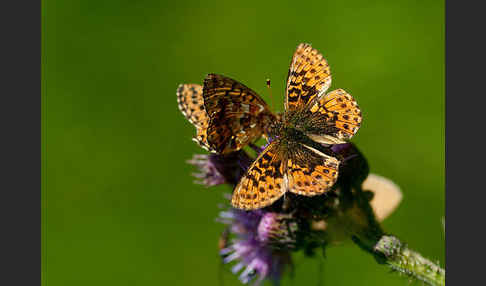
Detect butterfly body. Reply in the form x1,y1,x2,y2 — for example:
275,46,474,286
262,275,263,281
268,111,344,161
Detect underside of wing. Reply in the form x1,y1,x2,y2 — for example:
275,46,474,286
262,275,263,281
232,141,286,210
285,43,332,111
203,74,275,154
307,89,362,140
286,143,340,196
177,84,207,127
176,84,211,149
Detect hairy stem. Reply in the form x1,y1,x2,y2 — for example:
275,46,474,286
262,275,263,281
331,184,445,286
372,235,445,286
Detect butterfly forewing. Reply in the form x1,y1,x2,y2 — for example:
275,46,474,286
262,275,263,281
203,74,275,154
285,43,332,111
286,144,340,196
231,141,286,210
176,84,211,150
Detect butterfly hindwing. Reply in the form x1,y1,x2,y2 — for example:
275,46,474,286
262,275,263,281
286,143,340,196
307,89,362,141
177,84,207,127
285,43,332,111
203,74,275,154
176,84,211,150
231,141,286,210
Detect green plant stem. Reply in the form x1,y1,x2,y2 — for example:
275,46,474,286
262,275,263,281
373,235,445,286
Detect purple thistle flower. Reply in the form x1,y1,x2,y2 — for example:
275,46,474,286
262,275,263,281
257,212,297,248
218,208,293,285
187,151,253,187
187,154,226,186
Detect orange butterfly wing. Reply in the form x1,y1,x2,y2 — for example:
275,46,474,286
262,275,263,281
232,141,286,210
203,74,276,154
176,84,211,150
307,89,362,142
285,43,332,111
286,143,340,196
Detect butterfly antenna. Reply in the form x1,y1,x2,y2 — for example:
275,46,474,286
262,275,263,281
266,78,275,112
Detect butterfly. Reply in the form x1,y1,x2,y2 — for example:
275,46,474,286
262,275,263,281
177,43,362,210
231,43,362,210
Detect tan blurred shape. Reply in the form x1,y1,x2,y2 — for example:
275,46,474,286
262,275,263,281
363,173,402,221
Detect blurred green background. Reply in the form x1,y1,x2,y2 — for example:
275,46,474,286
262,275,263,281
42,0,444,285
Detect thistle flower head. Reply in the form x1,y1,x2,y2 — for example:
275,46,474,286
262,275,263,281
218,208,293,285
257,212,297,248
